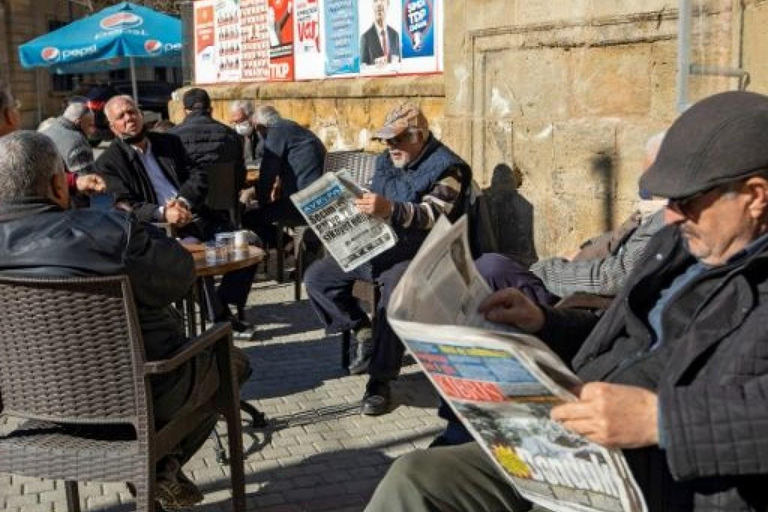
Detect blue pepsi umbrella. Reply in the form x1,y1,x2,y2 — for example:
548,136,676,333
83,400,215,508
18,2,181,101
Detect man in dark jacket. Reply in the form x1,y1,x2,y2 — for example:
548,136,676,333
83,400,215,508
0,131,233,510
241,105,326,246
304,102,472,416
170,88,247,208
365,91,768,512
96,95,252,330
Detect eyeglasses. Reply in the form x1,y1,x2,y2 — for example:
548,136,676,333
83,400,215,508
384,131,410,148
665,181,741,217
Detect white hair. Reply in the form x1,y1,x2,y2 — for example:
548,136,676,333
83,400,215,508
230,100,254,117
104,94,137,122
62,102,93,123
254,105,281,127
645,131,667,164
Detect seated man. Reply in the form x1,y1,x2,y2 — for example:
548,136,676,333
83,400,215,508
241,105,326,247
365,91,768,512
39,99,97,176
304,102,473,415
229,99,263,169
0,131,249,510
96,95,253,330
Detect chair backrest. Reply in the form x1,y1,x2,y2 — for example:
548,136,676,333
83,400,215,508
205,161,240,227
323,150,378,188
0,275,148,427
465,181,499,257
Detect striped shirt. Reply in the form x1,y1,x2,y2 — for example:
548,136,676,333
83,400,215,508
389,164,465,230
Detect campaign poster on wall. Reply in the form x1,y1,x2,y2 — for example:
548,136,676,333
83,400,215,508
214,0,242,82
193,0,218,84
324,0,360,76
359,0,402,76
268,0,295,81
293,0,324,80
399,0,439,74
240,0,270,81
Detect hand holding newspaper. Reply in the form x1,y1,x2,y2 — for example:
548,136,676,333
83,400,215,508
388,216,648,512
290,169,397,271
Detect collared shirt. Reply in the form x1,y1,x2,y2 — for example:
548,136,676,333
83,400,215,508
132,140,178,206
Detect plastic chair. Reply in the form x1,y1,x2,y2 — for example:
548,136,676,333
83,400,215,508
0,275,245,512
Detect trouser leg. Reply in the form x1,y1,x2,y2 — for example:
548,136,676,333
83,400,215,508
368,260,411,383
474,253,557,305
241,198,302,247
217,265,258,310
304,256,373,333
365,442,531,512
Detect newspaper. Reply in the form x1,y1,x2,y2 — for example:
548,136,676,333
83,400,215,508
290,170,397,271
388,216,648,512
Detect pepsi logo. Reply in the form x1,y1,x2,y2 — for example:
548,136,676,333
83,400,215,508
144,40,162,55
41,47,61,62
99,12,143,30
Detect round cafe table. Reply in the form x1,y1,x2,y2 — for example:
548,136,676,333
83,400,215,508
180,243,265,336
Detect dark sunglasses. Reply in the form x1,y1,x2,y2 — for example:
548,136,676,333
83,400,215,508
665,181,742,217
384,131,410,148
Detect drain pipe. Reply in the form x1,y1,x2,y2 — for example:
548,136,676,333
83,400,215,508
676,0,692,113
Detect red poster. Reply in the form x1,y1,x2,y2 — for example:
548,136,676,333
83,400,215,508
194,4,214,54
268,0,294,81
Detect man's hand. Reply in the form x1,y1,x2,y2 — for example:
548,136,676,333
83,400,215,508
75,174,106,195
164,199,193,227
477,288,545,333
239,187,256,205
551,382,659,449
355,192,393,219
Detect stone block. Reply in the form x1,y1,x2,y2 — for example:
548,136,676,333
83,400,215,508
515,0,591,25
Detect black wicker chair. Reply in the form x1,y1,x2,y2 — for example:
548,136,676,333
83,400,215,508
0,275,245,512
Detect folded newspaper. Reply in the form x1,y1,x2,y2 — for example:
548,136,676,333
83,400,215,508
290,170,397,271
388,216,647,512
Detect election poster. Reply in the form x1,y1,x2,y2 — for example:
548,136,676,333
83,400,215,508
359,0,402,76
294,0,324,79
324,0,360,76
240,0,271,81
193,0,218,84
399,0,439,74
268,0,295,81
214,0,242,82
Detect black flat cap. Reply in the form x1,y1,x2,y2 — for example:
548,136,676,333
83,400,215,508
182,88,211,111
640,91,768,199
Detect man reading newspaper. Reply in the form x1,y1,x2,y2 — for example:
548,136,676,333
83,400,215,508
304,102,472,415
366,91,768,512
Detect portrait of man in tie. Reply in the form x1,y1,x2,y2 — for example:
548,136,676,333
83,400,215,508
360,0,402,67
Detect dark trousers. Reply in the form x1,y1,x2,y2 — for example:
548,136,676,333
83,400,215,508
242,198,304,247
304,255,411,382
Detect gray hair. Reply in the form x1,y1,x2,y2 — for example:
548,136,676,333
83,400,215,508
0,82,12,114
644,131,667,166
254,105,281,127
230,100,254,117
104,94,137,122
62,102,93,124
0,131,65,200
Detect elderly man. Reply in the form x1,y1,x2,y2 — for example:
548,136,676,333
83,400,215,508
241,105,326,247
229,99,263,169
96,95,251,330
0,131,246,510
365,91,768,512
0,82,104,195
305,102,472,416
360,0,401,66
39,99,97,175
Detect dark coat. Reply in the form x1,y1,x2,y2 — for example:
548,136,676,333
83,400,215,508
170,111,247,190
360,24,401,65
540,225,768,511
95,132,216,238
0,198,194,364
259,118,326,205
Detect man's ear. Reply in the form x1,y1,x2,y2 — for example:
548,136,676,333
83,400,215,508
49,171,70,209
745,176,768,220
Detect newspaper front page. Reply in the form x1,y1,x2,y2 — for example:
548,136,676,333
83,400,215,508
388,216,648,512
290,171,397,271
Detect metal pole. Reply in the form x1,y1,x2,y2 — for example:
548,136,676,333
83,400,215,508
676,0,692,112
130,56,139,104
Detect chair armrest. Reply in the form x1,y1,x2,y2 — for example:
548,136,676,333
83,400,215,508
144,322,233,375
554,292,614,311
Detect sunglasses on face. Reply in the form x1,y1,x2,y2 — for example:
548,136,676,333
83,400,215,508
384,132,410,148
665,181,742,217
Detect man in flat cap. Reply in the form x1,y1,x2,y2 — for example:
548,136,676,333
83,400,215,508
365,91,768,512
304,102,473,416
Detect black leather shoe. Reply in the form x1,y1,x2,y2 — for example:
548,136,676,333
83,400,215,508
348,327,373,375
361,381,390,416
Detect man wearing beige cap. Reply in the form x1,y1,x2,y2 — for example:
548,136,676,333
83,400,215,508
305,102,472,415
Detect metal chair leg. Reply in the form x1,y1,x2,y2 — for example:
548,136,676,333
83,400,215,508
341,330,351,371
65,481,81,512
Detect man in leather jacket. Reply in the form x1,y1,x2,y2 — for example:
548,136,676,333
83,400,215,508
0,131,246,509
365,91,768,512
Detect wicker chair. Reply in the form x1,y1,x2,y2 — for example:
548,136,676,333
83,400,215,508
0,275,245,512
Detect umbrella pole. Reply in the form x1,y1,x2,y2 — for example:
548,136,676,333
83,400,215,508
129,56,138,105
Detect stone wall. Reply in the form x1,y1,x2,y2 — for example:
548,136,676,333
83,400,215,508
443,0,737,258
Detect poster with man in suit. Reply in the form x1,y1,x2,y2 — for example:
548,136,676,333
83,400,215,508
359,0,401,73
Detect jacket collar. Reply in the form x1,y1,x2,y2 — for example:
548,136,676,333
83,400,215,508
0,197,62,223
56,116,81,133
404,133,440,171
